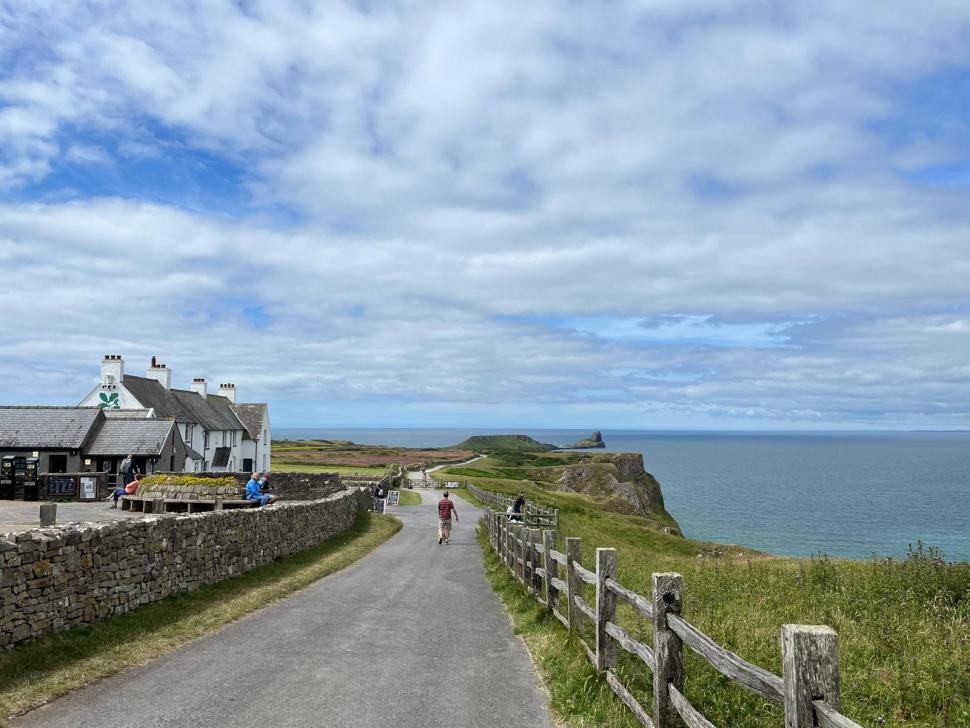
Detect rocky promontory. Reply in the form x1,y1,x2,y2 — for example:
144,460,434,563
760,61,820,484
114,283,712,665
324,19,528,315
542,452,680,534
570,431,606,448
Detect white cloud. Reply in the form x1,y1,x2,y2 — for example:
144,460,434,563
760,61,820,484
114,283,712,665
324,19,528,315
0,1,968,426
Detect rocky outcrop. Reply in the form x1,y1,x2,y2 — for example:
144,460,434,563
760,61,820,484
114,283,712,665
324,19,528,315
570,431,606,449
552,453,680,532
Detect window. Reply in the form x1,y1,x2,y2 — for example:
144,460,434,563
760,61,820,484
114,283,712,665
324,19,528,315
204,431,209,448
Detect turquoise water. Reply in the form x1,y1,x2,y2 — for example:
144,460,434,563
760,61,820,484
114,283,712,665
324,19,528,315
275,428,970,561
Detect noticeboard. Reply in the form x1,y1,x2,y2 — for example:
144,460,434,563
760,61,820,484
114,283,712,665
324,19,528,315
79,476,98,500
387,491,400,507
47,475,76,497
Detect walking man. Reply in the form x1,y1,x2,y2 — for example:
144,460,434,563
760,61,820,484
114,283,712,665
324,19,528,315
437,490,458,544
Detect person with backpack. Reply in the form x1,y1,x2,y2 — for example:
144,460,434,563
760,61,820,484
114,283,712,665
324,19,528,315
437,491,458,544
119,454,135,486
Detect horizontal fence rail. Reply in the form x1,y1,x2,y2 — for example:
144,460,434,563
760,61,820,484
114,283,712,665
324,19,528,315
466,481,559,534
480,504,866,728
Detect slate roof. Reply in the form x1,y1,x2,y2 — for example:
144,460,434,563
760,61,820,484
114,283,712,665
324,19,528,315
103,409,152,419
185,444,204,461
211,446,231,467
121,376,242,432
85,419,176,457
122,376,197,423
0,407,102,449
205,394,245,432
231,403,267,440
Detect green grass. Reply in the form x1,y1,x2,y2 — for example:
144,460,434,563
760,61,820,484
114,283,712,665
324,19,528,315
394,489,422,506
456,454,970,728
270,461,389,476
0,512,400,725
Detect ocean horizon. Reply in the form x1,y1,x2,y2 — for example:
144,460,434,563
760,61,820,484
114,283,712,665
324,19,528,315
275,427,970,562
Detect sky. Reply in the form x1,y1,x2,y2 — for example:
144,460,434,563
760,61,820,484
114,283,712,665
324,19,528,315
0,1,969,429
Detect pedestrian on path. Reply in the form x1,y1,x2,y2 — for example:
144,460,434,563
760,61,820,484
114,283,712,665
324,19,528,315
437,491,458,544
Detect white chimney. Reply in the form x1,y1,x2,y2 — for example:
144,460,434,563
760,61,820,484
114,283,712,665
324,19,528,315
218,383,236,403
191,377,208,398
101,354,124,386
145,355,172,389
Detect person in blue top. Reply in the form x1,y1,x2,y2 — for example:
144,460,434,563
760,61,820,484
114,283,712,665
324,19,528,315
245,472,279,507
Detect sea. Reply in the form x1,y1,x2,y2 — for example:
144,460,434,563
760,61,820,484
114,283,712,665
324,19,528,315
275,428,970,562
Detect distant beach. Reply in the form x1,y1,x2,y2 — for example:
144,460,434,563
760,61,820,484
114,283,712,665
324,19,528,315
276,427,970,561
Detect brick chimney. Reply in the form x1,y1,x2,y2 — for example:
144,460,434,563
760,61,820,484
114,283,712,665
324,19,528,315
218,383,236,403
191,378,208,398
145,356,172,389
101,354,124,386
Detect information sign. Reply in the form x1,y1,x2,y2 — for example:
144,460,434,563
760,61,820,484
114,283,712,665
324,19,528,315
386,491,400,507
79,476,98,500
47,475,76,497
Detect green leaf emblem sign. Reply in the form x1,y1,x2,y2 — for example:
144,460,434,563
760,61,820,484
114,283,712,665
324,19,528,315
99,392,120,410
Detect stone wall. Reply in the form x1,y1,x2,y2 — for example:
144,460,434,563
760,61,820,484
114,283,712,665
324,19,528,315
0,488,369,650
155,471,345,501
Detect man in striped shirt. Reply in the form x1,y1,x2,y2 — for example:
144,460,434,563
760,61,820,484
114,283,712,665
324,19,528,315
438,491,459,544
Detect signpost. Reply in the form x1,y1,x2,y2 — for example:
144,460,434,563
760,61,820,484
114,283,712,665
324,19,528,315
387,490,400,507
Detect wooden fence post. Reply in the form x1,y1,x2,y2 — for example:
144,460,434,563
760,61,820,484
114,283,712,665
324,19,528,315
782,625,840,728
543,529,556,613
532,528,543,595
523,528,534,590
515,525,525,583
653,572,685,728
566,537,582,632
595,548,618,672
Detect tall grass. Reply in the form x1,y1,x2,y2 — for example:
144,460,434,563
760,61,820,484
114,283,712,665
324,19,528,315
454,460,970,727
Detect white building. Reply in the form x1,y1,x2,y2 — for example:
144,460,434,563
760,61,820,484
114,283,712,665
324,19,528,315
78,355,271,472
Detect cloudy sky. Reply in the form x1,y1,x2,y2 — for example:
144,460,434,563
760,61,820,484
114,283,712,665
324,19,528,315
1,1,968,429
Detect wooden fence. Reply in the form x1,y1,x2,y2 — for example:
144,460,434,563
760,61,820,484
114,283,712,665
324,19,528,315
482,508,865,728
466,481,559,533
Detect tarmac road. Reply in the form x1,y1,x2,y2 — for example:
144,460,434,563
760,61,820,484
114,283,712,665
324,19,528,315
12,491,554,728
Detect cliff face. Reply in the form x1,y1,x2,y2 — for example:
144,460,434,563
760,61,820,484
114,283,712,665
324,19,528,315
552,453,680,533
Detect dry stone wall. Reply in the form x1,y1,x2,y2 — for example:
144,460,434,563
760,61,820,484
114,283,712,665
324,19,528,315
0,488,369,650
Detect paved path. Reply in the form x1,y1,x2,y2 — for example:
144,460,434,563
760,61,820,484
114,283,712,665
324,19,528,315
13,492,554,728
0,500,143,536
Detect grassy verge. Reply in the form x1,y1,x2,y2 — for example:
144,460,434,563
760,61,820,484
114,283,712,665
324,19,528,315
454,454,970,727
394,489,422,506
0,512,400,725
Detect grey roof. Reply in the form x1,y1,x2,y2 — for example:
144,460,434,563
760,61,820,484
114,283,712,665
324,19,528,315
185,444,204,461
121,376,241,432
206,394,245,431
103,408,152,419
85,419,175,457
211,446,231,467
0,407,102,449
231,403,267,440
122,376,197,423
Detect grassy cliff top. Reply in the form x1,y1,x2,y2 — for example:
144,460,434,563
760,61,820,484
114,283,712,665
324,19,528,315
453,434,558,452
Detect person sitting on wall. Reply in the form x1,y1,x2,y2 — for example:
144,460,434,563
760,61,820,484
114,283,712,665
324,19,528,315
246,472,279,507
108,475,141,508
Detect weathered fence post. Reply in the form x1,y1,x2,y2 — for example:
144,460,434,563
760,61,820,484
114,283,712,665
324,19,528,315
514,525,524,583
532,528,543,595
566,537,582,632
653,572,685,728
523,528,534,590
543,529,556,613
595,548,618,672
782,625,840,728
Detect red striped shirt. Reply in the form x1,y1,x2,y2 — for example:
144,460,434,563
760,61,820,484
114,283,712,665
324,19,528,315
438,498,455,519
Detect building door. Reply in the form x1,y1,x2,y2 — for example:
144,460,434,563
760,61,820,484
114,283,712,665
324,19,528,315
243,458,253,473
98,458,117,488
48,454,67,473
